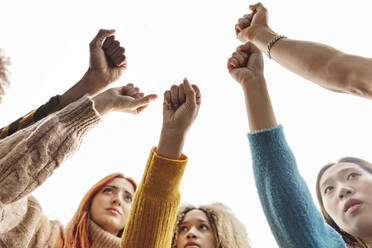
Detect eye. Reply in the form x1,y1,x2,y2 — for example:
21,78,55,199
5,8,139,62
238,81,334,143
103,187,113,193
347,172,360,180
200,224,209,230
125,195,133,203
179,226,188,232
324,186,334,195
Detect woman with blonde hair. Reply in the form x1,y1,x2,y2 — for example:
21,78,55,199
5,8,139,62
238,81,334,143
172,203,250,248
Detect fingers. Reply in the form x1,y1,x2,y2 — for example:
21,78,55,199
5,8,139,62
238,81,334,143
171,85,179,107
103,37,126,67
164,90,172,106
227,57,240,71
249,2,267,13
90,29,116,49
178,84,186,103
183,78,196,108
235,14,253,35
191,84,201,105
237,42,261,54
132,94,158,108
227,42,261,71
105,40,121,56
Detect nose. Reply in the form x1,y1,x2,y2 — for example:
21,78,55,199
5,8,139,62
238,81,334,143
186,227,198,239
112,195,123,206
338,186,353,200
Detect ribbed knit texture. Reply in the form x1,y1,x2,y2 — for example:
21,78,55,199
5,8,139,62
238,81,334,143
89,220,120,248
248,125,346,248
0,96,101,248
121,147,188,248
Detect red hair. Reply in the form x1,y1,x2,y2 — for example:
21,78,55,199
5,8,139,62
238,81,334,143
64,173,137,248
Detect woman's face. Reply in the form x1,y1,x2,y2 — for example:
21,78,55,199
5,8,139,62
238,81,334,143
319,162,372,238
90,177,135,235
176,209,217,248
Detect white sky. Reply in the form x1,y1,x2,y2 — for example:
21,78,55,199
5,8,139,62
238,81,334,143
1,0,372,247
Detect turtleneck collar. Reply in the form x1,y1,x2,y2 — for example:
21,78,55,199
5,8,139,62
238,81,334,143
88,219,121,248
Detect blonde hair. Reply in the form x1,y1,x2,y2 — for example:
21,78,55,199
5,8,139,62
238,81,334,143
172,203,251,248
0,49,10,102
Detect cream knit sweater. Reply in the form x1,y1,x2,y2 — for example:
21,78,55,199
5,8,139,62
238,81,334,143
0,96,121,248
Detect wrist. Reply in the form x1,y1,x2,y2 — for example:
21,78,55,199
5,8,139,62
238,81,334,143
157,128,186,159
250,27,278,54
92,93,112,115
60,75,89,109
241,75,266,91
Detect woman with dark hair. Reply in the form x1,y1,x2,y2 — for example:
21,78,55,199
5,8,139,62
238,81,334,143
172,203,251,248
315,157,372,247
227,42,351,247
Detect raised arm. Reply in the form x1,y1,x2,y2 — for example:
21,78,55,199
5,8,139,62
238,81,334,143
0,83,156,206
0,29,126,140
235,3,372,99
122,79,201,247
228,42,345,247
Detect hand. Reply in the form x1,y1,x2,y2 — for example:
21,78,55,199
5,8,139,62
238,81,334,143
235,3,272,43
156,79,201,159
228,42,264,85
86,29,127,95
93,83,157,115
60,29,127,108
162,78,201,134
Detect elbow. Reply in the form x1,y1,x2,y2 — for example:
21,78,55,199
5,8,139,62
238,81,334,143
326,54,372,99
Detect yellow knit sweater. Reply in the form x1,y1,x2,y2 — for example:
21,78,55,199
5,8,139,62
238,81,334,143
0,96,188,247
121,148,187,248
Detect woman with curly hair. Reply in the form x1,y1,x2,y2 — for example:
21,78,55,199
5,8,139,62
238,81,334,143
172,203,251,248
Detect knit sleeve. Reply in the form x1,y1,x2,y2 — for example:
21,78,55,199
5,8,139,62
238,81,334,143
0,95,101,207
248,125,345,248
121,147,187,248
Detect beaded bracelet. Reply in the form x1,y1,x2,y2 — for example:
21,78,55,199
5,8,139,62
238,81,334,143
266,35,287,59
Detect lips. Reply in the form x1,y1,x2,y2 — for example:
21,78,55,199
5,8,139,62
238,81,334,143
344,199,362,213
106,208,121,215
184,242,200,248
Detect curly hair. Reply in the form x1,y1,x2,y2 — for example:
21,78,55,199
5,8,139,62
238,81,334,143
172,203,251,248
0,49,10,103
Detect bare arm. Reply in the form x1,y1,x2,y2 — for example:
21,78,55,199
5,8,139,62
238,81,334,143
228,42,277,131
236,3,372,98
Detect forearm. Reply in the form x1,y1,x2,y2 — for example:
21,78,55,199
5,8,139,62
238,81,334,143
248,126,345,247
242,77,277,132
0,96,100,205
121,147,187,247
60,70,98,108
253,29,372,98
156,129,186,159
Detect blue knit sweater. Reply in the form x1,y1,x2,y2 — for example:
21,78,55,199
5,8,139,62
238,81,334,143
248,125,346,248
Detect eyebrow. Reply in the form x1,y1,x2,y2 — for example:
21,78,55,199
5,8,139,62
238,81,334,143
105,185,133,196
180,219,208,225
320,167,358,189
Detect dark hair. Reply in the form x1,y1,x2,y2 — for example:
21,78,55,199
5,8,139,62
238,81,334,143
316,157,372,248
171,206,221,248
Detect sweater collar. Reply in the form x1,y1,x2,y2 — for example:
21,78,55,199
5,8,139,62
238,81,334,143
88,219,121,248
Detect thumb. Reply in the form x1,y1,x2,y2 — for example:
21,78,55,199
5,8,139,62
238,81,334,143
90,29,116,49
183,78,196,108
132,94,158,107
249,3,267,13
